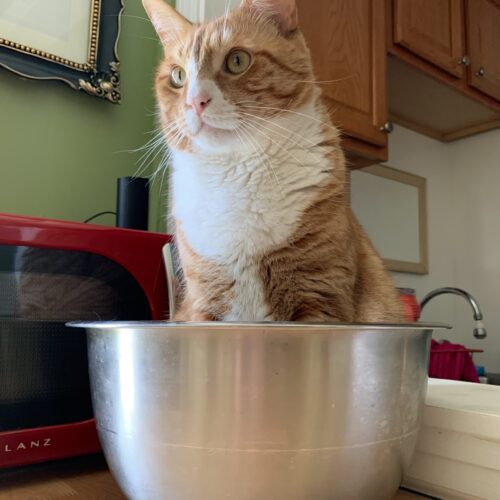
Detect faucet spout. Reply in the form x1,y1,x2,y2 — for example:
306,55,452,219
420,287,487,339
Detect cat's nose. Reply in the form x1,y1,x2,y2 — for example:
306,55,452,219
190,93,212,116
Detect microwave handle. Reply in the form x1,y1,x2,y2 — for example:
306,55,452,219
162,243,176,320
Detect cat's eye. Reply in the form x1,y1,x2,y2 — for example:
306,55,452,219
170,66,186,88
225,50,252,75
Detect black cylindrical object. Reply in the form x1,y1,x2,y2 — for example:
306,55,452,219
116,177,149,230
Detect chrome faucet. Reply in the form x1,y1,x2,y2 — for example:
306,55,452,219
420,287,487,339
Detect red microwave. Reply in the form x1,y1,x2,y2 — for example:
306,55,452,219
0,213,171,468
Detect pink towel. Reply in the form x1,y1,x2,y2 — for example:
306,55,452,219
429,340,480,383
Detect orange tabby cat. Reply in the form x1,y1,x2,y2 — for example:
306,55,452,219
143,0,405,323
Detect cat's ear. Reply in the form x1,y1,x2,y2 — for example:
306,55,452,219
142,0,191,47
241,0,298,35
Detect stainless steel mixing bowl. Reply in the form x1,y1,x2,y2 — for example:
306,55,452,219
70,321,448,500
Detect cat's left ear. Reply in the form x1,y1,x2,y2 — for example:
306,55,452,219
142,0,192,47
242,0,298,35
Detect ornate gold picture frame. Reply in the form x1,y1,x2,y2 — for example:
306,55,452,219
0,0,123,104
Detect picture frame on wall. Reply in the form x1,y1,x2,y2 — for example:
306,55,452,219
0,0,123,103
350,165,429,275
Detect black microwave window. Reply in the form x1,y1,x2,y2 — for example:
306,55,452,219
0,244,151,321
0,244,152,431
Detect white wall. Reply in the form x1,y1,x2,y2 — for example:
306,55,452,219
176,0,239,22
383,127,455,340
448,130,500,371
205,0,239,20
376,126,500,371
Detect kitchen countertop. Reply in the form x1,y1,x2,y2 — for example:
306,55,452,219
0,455,432,499
0,456,122,500
404,378,500,499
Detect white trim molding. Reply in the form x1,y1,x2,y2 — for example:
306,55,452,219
175,0,239,22
175,0,206,22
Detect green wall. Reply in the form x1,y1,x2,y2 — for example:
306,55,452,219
0,1,168,231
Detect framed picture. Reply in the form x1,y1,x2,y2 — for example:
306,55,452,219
0,0,123,104
350,165,429,275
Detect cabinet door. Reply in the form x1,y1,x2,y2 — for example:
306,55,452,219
467,0,500,101
296,0,387,149
393,0,465,78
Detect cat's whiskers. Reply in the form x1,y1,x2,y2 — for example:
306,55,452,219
104,14,150,23
238,120,346,252
157,149,171,195
236,123,285,198
131,36,164,44
135,141,166,179
239,111,331,157
162,122,183,140
232,125,246,154
236,103,339,133
133,116,182,180
149,119,188,229
235,123,276,182
116,131,162,155
232,125,276,189
143,138,169,179
168,118,188,151
238,119,346,211
239,115,321,178
239,120,313,199
234,121,324,254
131,130,169,178
145,108,162,118
240,117,307,170
144,121,178,149
161,119,188,150
263,76,353,85
151,134,174,178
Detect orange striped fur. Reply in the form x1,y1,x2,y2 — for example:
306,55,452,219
143,0,404,323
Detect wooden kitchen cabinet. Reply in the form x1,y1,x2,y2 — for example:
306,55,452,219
393,0,466,78
296,0,499,157
466,0,500,101
388,0,500,141
296,0,389,164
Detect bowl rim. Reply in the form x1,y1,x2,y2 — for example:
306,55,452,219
67,320,451,332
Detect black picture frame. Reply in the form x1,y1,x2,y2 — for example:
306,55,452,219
0,0,124,104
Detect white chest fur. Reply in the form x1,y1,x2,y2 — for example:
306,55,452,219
171,105,334,320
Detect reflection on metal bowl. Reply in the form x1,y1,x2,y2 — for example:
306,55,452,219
69,321,448,500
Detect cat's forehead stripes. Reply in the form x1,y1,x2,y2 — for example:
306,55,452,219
178,22,226,76
192,25,207,65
